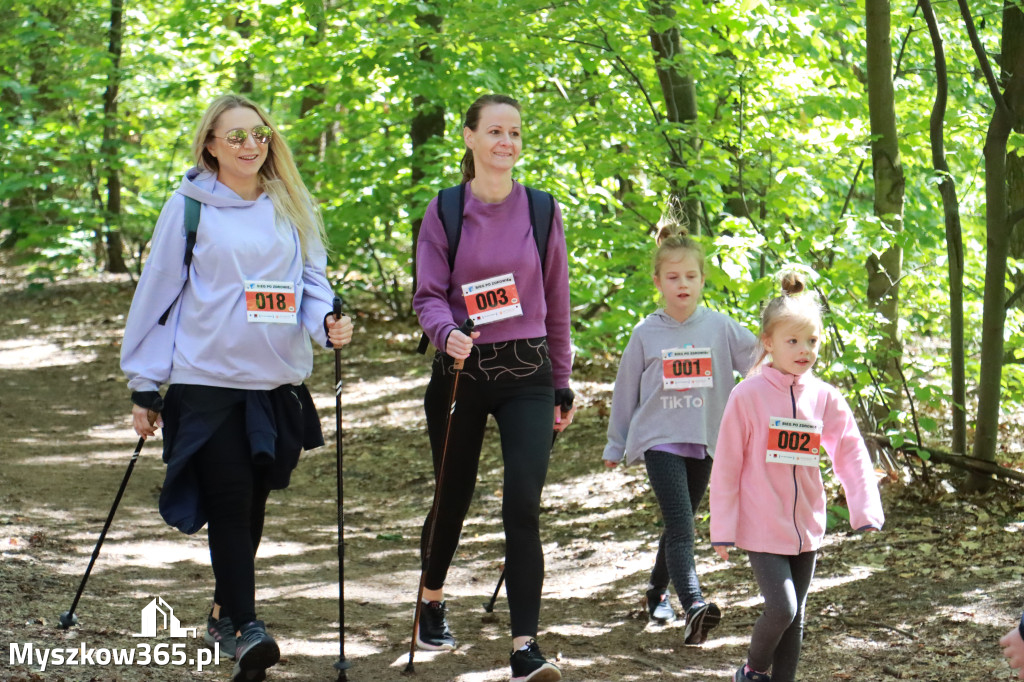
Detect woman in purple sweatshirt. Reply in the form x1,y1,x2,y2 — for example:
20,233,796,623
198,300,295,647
412,94,572,682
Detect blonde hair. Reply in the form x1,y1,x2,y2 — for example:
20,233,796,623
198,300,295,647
652,220,705,277
191,94,327,260
750,271,823,372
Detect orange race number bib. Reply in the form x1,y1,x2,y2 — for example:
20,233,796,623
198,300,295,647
661,348,713,390
462,273,523,326
245,280,297,324
766,416,823,467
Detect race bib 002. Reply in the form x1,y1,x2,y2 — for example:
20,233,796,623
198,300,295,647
661,348,713,390
462,272,523,326
244,280,297,324
766,416,823,467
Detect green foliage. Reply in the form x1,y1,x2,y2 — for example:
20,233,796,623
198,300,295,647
0,0,1018,459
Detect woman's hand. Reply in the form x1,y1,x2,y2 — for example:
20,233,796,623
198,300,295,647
445,328,480,360
553,403,576,432
131,404,161,438
327,313,354,347
1001,626,1024,679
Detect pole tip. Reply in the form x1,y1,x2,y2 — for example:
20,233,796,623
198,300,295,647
58,612,78,629
403,661,416,675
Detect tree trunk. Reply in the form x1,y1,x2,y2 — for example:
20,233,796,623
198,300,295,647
646,0,703,233
1005,4,1024,301
956,0,1023,489
919,0,967,456
102,0,127,273
864,0,905,423
409,10,444,304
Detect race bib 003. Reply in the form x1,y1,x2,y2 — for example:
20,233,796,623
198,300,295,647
462,273,523,326
766,416,823,467
661,348,713,390
244,280,297,324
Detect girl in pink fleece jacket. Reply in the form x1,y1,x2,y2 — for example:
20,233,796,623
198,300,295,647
709,272,884,682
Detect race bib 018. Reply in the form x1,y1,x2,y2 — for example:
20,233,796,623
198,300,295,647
245,280,297,324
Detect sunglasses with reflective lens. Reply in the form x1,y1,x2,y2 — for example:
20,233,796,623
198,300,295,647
217,125,274,149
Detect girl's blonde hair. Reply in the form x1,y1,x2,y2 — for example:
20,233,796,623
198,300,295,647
652,220,705,277
750,271,824,372
191,94,327,260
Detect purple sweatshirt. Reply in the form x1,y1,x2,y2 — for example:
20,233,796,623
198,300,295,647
414,182,572,388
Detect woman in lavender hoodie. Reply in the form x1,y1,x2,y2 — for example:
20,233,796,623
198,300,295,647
710,272,883,682
121,94,352,682
412,94,572,682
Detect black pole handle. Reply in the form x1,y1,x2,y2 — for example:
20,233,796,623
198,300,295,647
452,318,474,371
333,296,343,326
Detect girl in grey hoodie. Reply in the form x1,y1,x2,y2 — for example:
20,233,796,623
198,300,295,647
603,223,756,645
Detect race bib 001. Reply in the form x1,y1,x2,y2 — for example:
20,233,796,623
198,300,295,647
766,416,823,467
661,348,713,390
462,273,523,326
244,280,297,324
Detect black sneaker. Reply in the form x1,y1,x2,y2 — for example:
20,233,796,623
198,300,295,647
509,639,561,682
683,601,721,645
645,588,676,624
416,600,456,651
232,620,280,682
734,664,772,681
204,613,237,660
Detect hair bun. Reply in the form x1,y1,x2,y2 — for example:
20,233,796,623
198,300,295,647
779,271,806,296
656,222,690,246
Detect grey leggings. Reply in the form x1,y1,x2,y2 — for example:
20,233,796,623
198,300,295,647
745,550,818,682
644,450,713,609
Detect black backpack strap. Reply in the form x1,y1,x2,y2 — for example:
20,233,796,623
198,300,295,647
525,186,555,272
437,183,466,271
418,185,466,354
158,196,201,326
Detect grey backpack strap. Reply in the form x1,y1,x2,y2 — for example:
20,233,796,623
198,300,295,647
158,196,201,326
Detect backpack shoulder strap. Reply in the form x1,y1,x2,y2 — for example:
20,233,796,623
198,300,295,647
158,196,201,326
524,186,555,272
437,183,466,271
418,185,466,354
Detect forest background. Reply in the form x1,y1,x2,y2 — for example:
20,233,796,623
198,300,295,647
3,0,1024,679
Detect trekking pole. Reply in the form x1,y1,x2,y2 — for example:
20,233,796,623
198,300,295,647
404,318,475,675
331,296,352,681
59,435,148,629
482,423,566,613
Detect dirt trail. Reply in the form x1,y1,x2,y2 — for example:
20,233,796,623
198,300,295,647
0,274,1020,681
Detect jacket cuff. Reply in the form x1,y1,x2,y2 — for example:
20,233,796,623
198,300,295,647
131,391,164,412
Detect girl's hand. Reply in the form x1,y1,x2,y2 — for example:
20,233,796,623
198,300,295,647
714,545,730,561
604,460,618,469
446,329,480,360
327,313,354,347
131,404,161,438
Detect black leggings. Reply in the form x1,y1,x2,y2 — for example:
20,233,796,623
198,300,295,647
193,403,271,627
745,550,818,682
420,371,555,638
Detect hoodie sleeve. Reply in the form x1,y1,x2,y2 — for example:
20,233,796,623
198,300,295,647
542,201,572,389
120,193,189,393
823,387,885,532
603,328,644,464
413,197,459,353
299,238,334,349
728,318,758,377
709,386,752,545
